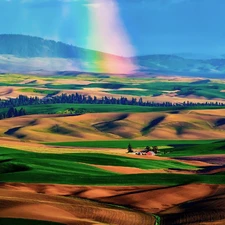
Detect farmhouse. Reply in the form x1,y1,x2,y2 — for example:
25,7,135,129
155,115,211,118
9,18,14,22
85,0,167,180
135,150,156,156
127,144,159,156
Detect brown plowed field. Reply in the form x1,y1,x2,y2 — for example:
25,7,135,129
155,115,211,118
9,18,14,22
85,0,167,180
0,185,155,225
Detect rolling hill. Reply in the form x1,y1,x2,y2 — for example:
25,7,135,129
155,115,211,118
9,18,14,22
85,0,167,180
1,109,225,142
0,34,225,77
0,34,136,75
136,55,225,78
0,34,120,59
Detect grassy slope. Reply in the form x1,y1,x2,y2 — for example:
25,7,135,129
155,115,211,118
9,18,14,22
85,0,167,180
0,104,184,115
20,104,178,114
0,104,211,114
1,146,225,186
19,88,59,95
45,139,217,149
165,140,225,156
1,103,225,117
46,153,197,170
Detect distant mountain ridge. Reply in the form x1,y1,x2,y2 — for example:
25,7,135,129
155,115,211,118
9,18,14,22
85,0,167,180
135,55,225,77
172,53,221,60
0,34,136,75
0,34,111,58
0,34,225,77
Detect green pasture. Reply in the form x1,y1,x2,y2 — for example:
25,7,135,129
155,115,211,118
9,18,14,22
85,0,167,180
45,139,217,149
108,81,225,98
1,104,170,115
1,146,225,185
1,103,225,116
0,104,186,115
164,140,225,156
19,88,59,95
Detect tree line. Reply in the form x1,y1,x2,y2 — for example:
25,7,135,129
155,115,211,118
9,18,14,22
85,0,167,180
0,93,224,109
0,107,26,120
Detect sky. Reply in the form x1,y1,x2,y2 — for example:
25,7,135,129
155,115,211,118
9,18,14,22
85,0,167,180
0,0,224,57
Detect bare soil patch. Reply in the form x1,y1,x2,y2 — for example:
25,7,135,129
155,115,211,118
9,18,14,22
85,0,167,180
0,185,155,225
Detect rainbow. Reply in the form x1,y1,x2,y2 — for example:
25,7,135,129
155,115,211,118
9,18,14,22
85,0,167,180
81,0,138,74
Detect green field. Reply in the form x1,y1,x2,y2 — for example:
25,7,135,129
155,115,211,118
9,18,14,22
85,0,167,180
0,104,191,115
108,81,225,98
0,104,167,115
165,140,225,156
1,103,225,117
1,79,225,99
45,139,217,149
1,145,225,186
45,139,225,157
19,88,59,95
1,73,225,100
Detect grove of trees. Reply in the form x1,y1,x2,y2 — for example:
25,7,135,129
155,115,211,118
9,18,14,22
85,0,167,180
0,93,224,110
0,107,26,120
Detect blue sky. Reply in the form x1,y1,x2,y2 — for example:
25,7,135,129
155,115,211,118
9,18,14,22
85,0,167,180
0,0,224,57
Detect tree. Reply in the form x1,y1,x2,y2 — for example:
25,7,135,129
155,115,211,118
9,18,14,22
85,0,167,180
0,107,27,120
145,146,151,152
18,108,26,116
152,146,158,154
7,107,15,118
127,143,133,153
